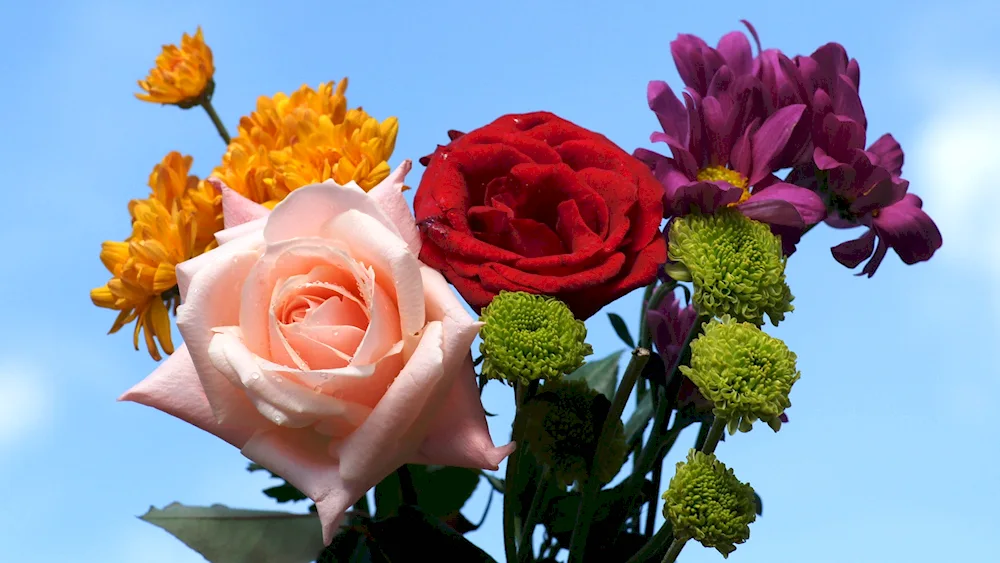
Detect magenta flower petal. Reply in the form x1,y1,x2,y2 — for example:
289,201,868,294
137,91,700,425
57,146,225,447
749,104,806,185
832,75,866,127
717,31,754,77
831,229,876,268
873,194,942,265
743,182,827,225
867,133,904,177
648,80,690,147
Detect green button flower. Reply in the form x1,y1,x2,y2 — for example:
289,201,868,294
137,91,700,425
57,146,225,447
680,316,800,434
662,450,757,558
479,291,592,386
515,379,627,487
668,209,793,327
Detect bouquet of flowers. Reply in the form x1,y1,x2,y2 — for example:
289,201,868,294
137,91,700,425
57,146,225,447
92,22,941,563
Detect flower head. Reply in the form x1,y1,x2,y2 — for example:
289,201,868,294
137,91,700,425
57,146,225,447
213,80,399,207
647,290,698,374
136,27,215,107
635,79,825,254
91,198,193,360
479,291,592,386
515,379,626,487
668,209,793,327
680,316,800,434
662,450,757,558
670,20,762,99
91,152,220,359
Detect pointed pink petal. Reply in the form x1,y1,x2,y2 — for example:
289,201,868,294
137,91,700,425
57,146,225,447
368,160,421,255
218,182,270,229
239,427,353,545
407,267,514,469
119,344,254,448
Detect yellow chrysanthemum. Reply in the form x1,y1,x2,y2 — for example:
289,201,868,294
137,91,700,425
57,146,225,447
212,79,399,207
91,199,194,361
136,27,215,107
92,152,222,360
144,151,222,254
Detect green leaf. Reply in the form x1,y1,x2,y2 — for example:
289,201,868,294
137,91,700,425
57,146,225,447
480,471,505,493
624,393,655,445
263,483,309,503
374,465,481,520
248,462,309,504
366,505,497,562
607,313,635,348
565,350,624,400
139,502,323,563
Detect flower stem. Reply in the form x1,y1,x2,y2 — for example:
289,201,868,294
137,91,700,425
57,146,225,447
644,447,667,538
567,347,650,562
517,466,551,562
201,99,231,145
504,382,535,563
624,519,675,563
395,465,418,505
700,416,726,455
661,537,687,563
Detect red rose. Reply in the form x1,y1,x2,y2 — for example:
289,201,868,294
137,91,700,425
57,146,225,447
413,111,666,319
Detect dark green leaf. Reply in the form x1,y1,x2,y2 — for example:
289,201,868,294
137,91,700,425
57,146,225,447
543,479,656,540
264,483,309,504
566,350,624,400
374,465,481,520
366,505,497,562
607,313,635,348
754,492,763,516
480,471,505,493
140,502,323,563
624,393,655,445
248,462,309,505
316,514,377,563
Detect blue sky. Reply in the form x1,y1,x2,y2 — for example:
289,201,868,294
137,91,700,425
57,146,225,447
1,0,997,561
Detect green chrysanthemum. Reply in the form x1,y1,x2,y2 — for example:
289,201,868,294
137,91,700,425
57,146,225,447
515,379,627,487
680,316,800,434
668,208,794,326
662,450,757,558
479,291,592,386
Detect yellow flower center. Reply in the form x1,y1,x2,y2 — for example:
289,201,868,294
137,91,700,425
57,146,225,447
696,166,751,205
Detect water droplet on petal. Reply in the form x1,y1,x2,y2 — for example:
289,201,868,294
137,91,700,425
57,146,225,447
251,372,260,380
274,376,283,383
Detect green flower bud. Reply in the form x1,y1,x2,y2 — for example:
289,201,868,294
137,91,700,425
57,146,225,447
479,291,592,386
662,450,757,558
680,316,800,434
515,379,627,487
668,209,794,326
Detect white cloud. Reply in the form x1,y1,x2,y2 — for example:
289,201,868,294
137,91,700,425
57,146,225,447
909,77,1000,278
0,363,52,449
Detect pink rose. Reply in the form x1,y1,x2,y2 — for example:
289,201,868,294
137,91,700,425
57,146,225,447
121,161,515,543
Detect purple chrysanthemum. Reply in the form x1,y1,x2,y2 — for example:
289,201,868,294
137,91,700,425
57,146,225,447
635,77,825,255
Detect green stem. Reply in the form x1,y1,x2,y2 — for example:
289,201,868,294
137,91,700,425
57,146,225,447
644,447,667,538
700,416,726,455
517,466,551,563
201,99,231,145
504,382,536,563
661,537,687,563
395,465,418,506
567,347,650,562
624,519,675,563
